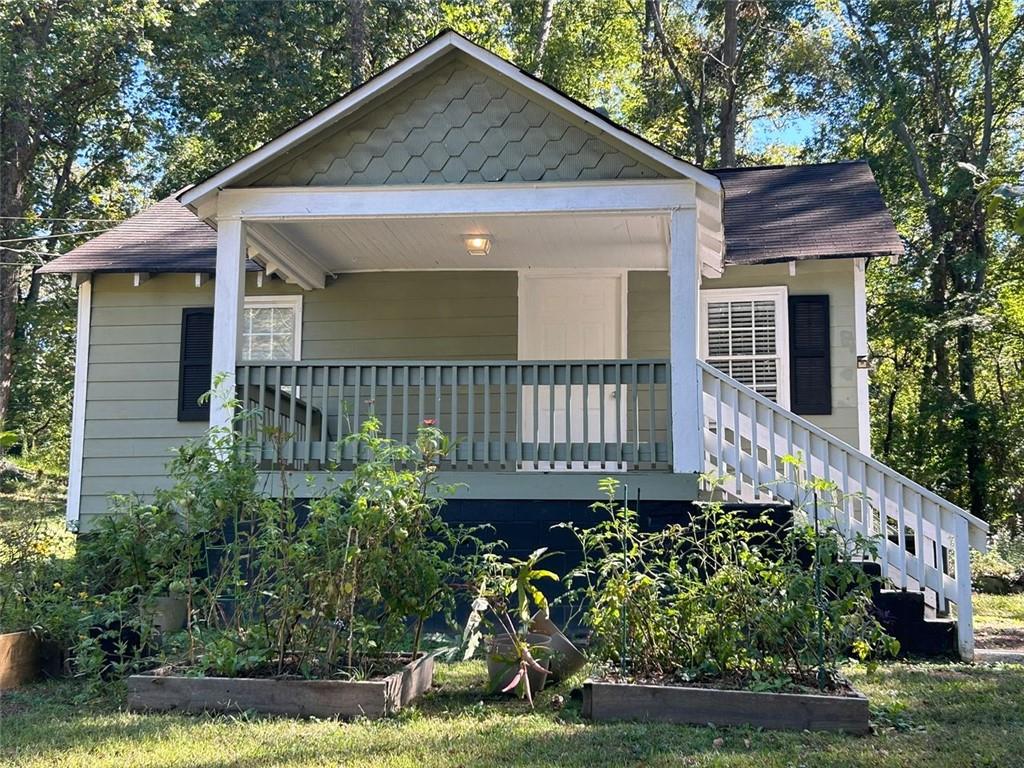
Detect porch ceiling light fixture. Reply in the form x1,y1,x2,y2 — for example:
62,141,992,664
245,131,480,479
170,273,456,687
463,234,492,257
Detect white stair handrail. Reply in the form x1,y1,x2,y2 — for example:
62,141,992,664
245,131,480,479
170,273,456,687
698,359,988,661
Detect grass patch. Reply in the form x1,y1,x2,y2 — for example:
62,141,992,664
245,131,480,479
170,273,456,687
2,660,1023,767
974,593,1024,629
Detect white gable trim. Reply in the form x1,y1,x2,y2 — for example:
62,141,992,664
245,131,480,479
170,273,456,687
67,276,92,531
181,32,719,210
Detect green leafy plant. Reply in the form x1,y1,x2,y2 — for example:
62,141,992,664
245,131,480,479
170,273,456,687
561,471,897,692
462,547,559,706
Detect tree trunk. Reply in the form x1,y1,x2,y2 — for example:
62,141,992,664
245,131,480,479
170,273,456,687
346,0,367,87
533,0,556,76
719,0,739,167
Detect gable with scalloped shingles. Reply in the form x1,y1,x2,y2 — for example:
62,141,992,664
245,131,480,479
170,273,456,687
250,58,666,186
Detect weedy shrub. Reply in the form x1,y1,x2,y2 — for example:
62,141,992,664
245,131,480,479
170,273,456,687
561,474,897,692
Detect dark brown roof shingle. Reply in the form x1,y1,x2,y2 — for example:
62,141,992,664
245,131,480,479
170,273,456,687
711,160,904,264
40,161,904,275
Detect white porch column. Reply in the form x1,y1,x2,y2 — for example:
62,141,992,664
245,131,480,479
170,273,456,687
210,216,247,432
669,208,702,474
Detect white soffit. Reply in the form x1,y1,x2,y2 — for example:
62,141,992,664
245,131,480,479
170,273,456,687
264,213,668,271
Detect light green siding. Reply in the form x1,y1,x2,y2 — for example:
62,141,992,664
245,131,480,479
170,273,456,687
628,261,862,447
250,55,664,187
79,270,518,529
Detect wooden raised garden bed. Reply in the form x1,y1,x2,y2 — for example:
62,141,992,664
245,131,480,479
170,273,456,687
127,653,434,719
0,631,40,690
582,679,870,734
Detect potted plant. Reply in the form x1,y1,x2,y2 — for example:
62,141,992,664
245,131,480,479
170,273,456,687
463,547,561,706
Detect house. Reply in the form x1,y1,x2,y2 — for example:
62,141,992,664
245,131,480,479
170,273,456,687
40,31,986,658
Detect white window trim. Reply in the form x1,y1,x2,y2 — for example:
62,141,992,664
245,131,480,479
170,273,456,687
699,286,790,409
241,295,303,361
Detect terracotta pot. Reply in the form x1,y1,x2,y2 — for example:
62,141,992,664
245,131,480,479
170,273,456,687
530,611,587,681
0,630,40,690
486,632,551,696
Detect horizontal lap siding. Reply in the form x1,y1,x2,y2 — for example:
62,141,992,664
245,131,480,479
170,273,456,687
80,271,518,529
702,260,861,446
80,273,212,528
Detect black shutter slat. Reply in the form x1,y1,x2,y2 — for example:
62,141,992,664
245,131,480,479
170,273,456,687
788,295,831,415
178,307,214,421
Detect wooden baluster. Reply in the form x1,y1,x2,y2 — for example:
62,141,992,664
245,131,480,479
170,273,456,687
401,365,410,450
483,365,491,467
304,367,314,464
451,365,459,469
319,365,329,464
599,362,607,469
732,384,742,497
714,376,724,479
767,405,778,494
351,366,361,464
874,468,889,587
499,364,507,468
273,365,282,465
616,363,624,467
564,363,571,466
748,395,760,500
582,364,590,469
287,364,297,466
257,365,267,463
468,365,475,467
334,365,344,464
547,363,555,470
648,362,656,469
896,481,908,590
417,365,425,430
912,492,925,590
532,364,540,470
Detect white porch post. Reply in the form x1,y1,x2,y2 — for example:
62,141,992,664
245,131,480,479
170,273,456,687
210,216,246,432
669,208,702,474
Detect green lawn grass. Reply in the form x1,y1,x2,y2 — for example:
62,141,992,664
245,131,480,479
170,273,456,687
974,592,1024,629
2,659,1023,767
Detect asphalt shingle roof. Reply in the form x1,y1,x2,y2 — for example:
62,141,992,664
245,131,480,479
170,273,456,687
711,160,904,264
39,161,904,275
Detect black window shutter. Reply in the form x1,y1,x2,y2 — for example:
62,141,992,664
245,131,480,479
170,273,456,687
788,295,831,415
178,307,214,421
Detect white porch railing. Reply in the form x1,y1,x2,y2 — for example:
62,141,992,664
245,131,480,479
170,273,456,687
699,360,988,660
236,359,672,471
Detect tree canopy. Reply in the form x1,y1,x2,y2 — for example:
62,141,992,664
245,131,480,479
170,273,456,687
2,0,1022,525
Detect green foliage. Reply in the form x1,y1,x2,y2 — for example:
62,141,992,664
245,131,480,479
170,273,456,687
972,514,1024,593
562,475,896,691
461,547,559,704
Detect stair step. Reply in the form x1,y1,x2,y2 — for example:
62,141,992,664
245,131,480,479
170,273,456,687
875,589,926,623
889,618,957,657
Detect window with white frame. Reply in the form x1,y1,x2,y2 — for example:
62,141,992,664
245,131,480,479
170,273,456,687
242,296,302,361
700,287,789,407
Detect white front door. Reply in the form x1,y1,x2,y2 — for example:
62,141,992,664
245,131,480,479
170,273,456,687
519,271,625,470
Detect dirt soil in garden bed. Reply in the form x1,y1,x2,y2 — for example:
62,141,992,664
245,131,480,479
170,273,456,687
591,669,861,697
154,653,416,681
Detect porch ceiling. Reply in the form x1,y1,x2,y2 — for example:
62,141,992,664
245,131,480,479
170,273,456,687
257,213,668,273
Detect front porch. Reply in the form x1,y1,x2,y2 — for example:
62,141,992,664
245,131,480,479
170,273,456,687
200,178,716,497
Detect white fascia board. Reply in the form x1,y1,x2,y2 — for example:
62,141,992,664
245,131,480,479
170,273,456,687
217,179,696,221
181,32,719,210
67,278,92,531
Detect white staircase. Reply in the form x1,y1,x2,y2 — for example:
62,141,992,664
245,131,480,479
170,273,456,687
699,360,989,660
